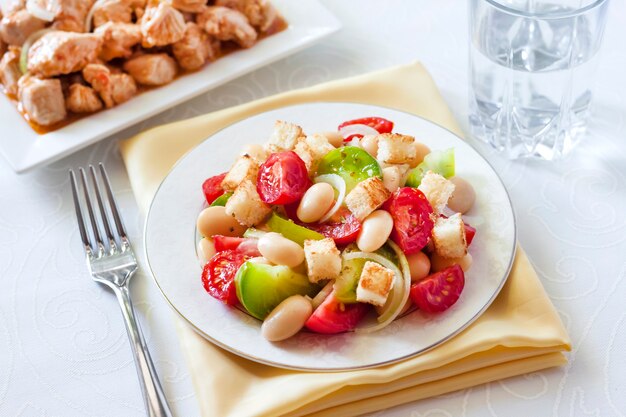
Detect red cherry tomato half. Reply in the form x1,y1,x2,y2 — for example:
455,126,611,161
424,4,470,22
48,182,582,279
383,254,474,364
410,264,465,313
213,236,262,257
257,151,311,205
338,116,394,141
305,291,370,334
202,172,227,205
201,250,249,305
464,223,476,246
306,207,361,245
384,187,434,255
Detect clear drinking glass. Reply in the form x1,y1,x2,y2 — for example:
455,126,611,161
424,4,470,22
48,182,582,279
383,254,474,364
468,0,609,160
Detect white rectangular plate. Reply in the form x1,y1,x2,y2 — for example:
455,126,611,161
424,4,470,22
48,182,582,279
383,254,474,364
0,0,341,173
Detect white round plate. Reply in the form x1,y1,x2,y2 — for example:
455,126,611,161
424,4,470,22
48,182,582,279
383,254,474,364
144,102,516,371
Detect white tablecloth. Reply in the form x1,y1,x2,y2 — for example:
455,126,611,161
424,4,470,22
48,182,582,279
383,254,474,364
1,1,625,416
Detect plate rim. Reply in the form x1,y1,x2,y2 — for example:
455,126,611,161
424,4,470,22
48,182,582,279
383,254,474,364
1,0,342,173
143,101,517,372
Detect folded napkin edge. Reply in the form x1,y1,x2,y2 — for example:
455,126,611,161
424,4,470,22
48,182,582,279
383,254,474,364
288,351,567,417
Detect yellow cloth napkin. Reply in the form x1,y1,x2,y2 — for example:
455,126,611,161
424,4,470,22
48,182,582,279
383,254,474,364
120,62,570,417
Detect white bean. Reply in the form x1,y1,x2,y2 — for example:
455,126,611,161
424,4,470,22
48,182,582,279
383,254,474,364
409,142,431,168
261,295,312,341
382,166,401,193
406,251,431,282
197,238,216,266
297,183,335,223
258,232,305,267
321,131,344,148
447,177,476,214
197,206,246,238
360,135,379,158
357,210,394,252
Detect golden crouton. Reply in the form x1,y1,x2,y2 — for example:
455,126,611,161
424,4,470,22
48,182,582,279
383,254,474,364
225,180,271,226
377,133,417,165
265,120,304,153
221,154,259,191
356,261,394,306
345,177,391,221
418,171,455,214
432,214,467,259
304,238,342,283
240,144,269,164
294,134,335,174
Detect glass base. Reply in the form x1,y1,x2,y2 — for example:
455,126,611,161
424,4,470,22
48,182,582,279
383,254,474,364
468,107,588,161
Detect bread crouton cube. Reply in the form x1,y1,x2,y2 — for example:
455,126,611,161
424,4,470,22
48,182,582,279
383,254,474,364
345,177,390,221
418,171,455,214
265,120,304,153
432,213,467,258
240,144,269,164
304,238,341,283
294,134,335,174
225,180,271,227
377,133,417,165
221,154,259,191
356,261,394,306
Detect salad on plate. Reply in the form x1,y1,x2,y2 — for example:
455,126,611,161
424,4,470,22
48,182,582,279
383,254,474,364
195,116,477,342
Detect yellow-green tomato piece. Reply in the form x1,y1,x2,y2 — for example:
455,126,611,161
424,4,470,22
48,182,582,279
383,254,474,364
266,213,324,246
235,262,319,320
316,146,382,193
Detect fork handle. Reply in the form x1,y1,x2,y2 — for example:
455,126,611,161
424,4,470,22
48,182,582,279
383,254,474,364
114,285,174,417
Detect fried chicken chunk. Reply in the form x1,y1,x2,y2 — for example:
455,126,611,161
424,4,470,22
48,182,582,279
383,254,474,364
92,0,146,28
140,2,186,48
0,9,46,46
0,46,21,96
215,0,277,32
66,83,103,113
171,0,206,13
197,6,257,48
123,53,178,86
83,63,137,108
172,22,216,70
18,75,67,126
95,22,142,61
27,31,102,77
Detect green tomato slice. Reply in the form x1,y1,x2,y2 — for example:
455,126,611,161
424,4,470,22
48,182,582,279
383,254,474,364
266,213,324,246
333,244,399,304
235,262,319,320
333,257,367,304
316,146,382,193
406,148,455,187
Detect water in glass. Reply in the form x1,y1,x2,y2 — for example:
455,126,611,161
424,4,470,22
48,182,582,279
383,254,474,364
469,0,608,160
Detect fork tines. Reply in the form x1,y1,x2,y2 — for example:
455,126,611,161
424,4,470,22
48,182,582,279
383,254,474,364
70,164,128,258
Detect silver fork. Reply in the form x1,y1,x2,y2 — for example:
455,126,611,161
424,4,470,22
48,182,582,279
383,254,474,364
70,164,173,417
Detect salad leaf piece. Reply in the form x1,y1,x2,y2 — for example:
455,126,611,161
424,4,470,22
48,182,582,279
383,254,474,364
235,262,319,320
266,213,324,246
210,192,233,207
405,148,455,188
316,146,382,193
